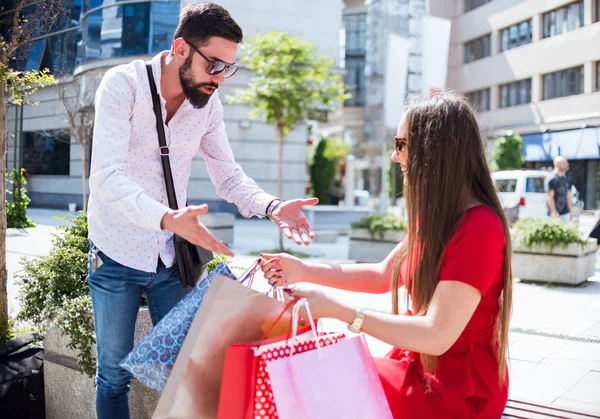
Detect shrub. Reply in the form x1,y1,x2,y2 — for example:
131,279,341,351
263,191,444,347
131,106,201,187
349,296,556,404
351,213,406,239
17,212,235,377
6,168,35,228
513,218,587,249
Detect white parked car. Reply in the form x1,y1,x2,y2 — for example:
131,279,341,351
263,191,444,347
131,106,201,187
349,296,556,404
491,170,582,222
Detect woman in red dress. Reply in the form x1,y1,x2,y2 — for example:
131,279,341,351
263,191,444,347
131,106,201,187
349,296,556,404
259,92,512,418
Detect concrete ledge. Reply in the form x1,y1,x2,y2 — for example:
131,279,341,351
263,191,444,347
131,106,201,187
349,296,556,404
512,239,597,285
348,228,406,262
44,308,159,419
314,230,339,243
201,212,235,246
304,206,372,235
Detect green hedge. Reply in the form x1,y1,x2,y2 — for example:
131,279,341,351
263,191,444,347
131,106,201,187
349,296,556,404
351,213,406,239
513,218,586,249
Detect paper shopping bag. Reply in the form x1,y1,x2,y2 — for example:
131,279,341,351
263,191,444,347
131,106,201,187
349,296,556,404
119,263,236,392
217,322,345,419
266,301,393,419
152,273,301,419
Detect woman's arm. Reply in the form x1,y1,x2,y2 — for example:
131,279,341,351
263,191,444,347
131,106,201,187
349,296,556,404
260,241,405,294
289,279,482,356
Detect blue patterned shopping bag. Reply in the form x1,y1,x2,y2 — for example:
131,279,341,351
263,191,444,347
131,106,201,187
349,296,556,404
120,263,237,392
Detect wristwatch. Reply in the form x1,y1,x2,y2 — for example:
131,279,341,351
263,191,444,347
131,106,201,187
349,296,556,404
266,199,282,220
348,308,366,334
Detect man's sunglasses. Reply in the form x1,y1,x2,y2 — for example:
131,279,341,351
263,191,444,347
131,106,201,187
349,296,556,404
395,137,407,153
185,40,238,78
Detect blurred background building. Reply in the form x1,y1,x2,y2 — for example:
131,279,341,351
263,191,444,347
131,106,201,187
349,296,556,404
6,0,600,211
430,0,600,209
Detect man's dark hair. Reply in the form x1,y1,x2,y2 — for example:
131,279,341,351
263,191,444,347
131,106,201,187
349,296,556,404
173,2,243,47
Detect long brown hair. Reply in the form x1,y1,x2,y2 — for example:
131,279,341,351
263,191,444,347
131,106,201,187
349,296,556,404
391,92,512,385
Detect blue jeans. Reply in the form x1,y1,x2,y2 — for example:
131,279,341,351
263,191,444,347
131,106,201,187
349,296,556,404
87,243,189,419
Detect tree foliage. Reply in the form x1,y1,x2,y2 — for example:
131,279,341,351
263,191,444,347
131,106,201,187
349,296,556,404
492,132,524,171
227,32,349,249
0,0,63,344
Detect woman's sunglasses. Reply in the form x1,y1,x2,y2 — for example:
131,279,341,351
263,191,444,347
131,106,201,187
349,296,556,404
395,137,407,154
185,40,239,78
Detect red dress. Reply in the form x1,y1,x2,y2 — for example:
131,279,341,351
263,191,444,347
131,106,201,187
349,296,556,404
375,206,509,418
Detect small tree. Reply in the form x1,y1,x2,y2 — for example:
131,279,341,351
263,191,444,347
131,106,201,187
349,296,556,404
309,137,351,205
492,132,524,171
228,32,349,250
0,0,63,343
310,139,336,205
58,75,98,213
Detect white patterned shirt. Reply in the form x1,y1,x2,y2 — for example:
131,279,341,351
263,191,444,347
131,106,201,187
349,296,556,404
88,52,275,273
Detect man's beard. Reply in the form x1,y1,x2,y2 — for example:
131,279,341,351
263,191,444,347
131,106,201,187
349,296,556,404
179,55,218,109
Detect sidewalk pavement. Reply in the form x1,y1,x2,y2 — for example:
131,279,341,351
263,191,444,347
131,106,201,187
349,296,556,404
6,208,600,414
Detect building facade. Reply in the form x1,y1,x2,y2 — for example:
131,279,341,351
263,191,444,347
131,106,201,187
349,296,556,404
339,0,426,201
6,0,343,211
430,0,600,209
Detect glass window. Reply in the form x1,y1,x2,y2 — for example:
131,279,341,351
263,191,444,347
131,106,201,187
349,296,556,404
495,179,518,193
499,79,532,108
465,88,490,112
465,0,493,12
345,13,367,55
464,34,492,63
23,131,71,175
344,56,366,106
596,62,600,92
526,177,546,193
543,1,584,38
543,66,584,100
501,29,509,51
500,19,532,51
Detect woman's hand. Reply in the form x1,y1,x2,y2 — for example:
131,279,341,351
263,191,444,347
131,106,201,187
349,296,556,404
259,252,306,286
282,289,354,323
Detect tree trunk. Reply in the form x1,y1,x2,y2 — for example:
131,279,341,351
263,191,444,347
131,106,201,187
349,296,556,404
81,141,87,213
0,88,10,343
277,128,284,251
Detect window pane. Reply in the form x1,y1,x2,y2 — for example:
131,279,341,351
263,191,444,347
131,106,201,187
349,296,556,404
509,26,518,49
543,13,552,38
483,89,490,111
544,74,554,99
526,177,546,193
509,83,518,106
556,8,566,34
23,131,70,175
519,80,527,104
501,85,508,108
501,29,509,51
568,2,580,30
496,179,517,193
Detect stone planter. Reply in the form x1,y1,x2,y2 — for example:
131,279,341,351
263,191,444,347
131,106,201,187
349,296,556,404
202,212,235,245
304,205,372,235
349,228,406,262
44,308,159,419
512,239,597,285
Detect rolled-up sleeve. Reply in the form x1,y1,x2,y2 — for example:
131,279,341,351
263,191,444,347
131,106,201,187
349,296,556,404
89,67,169,231
199,97,276,218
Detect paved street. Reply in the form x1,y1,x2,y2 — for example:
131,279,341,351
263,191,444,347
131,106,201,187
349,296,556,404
6,208,600,414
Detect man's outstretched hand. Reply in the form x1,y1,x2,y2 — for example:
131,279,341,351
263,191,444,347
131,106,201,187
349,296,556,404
161,204,234,256
270,197,319,246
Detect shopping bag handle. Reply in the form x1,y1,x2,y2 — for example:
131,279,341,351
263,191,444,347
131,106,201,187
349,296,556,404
289,298,321,357
237,259,260,285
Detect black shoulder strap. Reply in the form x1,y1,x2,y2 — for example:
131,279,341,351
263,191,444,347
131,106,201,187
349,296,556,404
145,63,179,210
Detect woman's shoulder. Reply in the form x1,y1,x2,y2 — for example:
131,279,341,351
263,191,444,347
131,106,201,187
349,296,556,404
459,205,505,240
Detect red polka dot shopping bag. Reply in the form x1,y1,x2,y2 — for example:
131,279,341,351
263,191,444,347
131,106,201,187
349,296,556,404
217,301,345,419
